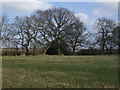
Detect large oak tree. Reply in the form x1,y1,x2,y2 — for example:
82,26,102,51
31,8,78,55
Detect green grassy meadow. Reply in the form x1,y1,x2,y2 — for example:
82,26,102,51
2,55,118,88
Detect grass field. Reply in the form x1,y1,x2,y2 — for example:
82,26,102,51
2,55,118,88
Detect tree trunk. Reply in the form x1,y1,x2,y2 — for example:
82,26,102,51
101,28,105,54
57,38,62,55
72,47,75,55
43,48,47,55
118,43,120,54
25,47,29,56
101,40,105,54
43,43,51,55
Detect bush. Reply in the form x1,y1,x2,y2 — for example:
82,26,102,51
77,49,103,55
46,39,70,55
77,49,118,55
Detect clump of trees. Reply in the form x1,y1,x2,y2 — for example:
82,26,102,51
1,8,119,56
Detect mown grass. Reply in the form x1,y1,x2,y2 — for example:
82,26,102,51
2,55,118,88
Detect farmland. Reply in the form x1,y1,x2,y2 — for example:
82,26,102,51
2,55,118,88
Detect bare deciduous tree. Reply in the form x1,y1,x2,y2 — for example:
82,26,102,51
12,16,34,55
32,8,77,55
94,17,116,54
65,18,87,55
1,15,11,46
111,26,120,53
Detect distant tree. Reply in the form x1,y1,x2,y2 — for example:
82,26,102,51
94,18,116,54
85,32,96,49
0,15,11,46
12,16,35,55
65,18,87,55
111,26,120,53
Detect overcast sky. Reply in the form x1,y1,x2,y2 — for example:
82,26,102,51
0,0,118,32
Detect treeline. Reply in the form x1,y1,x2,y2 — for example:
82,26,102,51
0,8,120,56
1,48,118,56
